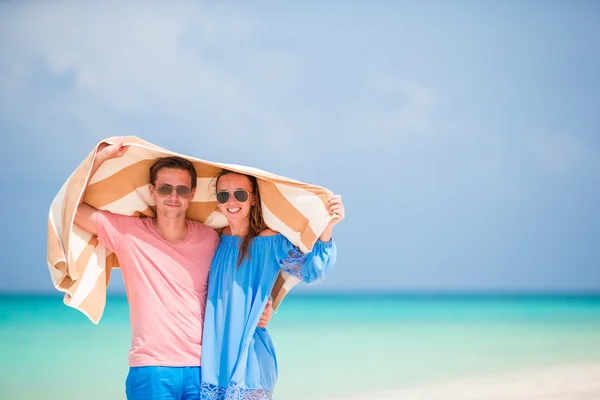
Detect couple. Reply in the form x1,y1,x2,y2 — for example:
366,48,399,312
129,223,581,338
74,138,345,400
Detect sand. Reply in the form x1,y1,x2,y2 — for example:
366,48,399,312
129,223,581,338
329,362,600,400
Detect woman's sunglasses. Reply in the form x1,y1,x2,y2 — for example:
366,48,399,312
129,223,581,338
155,184,193,198
216,190,251,204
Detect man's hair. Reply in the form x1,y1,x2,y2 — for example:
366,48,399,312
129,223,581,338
149,157,197,189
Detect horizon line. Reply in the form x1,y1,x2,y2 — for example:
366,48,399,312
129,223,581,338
2,289,600,298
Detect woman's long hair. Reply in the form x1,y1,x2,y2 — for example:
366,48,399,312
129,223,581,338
214,170,267,267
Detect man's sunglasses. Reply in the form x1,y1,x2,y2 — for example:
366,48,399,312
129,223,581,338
155,184,193,198
216,190,251,204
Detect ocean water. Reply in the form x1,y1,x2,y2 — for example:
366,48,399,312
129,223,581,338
1,294,600,400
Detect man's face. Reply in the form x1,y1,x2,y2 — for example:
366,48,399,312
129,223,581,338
149,168,195,220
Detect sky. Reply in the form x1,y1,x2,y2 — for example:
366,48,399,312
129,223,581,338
0,0,599,294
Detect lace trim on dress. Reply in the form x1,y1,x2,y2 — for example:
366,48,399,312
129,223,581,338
200,382,273,400
278,246,307,280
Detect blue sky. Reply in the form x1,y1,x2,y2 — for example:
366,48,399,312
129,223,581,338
1,1,599,293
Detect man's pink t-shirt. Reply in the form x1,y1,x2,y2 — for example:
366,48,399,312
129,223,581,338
96,210,220,367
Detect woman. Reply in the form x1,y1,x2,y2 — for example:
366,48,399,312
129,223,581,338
200,170,344,399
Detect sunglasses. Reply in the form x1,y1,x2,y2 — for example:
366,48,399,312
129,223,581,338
216,189,251,204
155,184,193,198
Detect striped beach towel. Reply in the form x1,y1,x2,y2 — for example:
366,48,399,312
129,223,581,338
47,136,334,324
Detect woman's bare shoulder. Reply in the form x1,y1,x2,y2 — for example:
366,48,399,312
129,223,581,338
258,228,279,237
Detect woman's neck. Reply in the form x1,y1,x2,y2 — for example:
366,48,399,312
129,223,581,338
226,219,250,237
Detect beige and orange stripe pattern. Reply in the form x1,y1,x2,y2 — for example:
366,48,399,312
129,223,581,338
47,136,334,324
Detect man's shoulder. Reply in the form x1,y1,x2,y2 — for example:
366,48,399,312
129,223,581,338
99,209,145,226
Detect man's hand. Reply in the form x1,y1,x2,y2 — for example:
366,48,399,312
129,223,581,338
74,137,130,236
257,299,273,329
96,137,130,163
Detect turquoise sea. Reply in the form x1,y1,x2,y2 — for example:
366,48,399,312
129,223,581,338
2,294,600,400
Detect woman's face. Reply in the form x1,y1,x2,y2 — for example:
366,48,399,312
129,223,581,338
216,173,256,224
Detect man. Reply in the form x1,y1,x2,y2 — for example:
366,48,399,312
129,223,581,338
75,138,272,400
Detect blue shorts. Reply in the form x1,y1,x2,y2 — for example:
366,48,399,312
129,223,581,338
125,366,201,400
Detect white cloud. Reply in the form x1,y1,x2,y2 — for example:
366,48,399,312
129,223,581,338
528,132,585,173
0,2,450,179
344,74,440,146
0,1,306,158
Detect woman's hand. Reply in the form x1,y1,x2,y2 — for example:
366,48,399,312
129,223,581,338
319,195,344,242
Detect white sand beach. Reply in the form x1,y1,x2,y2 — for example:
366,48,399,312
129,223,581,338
329,362,600,400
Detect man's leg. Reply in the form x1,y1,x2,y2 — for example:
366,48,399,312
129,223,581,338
181,366,201,400
125,366,184,400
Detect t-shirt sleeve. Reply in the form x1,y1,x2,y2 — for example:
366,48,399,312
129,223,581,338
96,210,131,254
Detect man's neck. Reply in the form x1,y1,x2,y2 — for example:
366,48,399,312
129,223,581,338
153,217,189,243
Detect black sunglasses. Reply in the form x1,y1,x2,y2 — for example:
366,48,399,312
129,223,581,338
216,189,251,204
155,184,193,198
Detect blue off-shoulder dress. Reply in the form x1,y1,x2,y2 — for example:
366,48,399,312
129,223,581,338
200,233,337,400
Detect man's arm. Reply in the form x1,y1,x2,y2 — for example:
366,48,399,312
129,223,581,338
75,203,101,236
73,137,129,236
257,299,273,329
